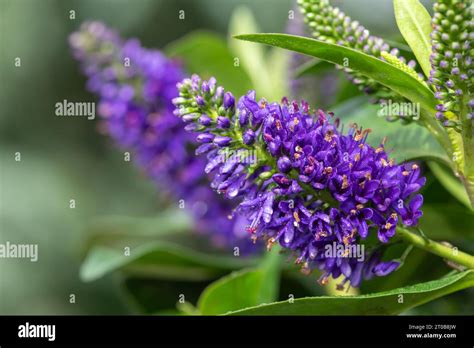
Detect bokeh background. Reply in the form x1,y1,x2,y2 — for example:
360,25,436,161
1,0,472,315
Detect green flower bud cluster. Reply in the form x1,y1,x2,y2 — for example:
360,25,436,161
297,0,422,124
430,0,473,130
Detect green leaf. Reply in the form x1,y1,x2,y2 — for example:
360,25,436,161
228,6,273,98
429,162,473,210
331,96,450,165
257,246,282,303
80,242,259,282
80,213,260,282
296,38,417,79
267,44,290,100
166,31,253,97
85,211,193,243
297,39,415,79
226,270,474,315
197,269,266,315
234,34,438,114
393,0,433,78
228,6,289,100
197,247,282,315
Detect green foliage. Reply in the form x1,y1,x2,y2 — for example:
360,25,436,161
228,6,289,100
226,271,474,315
296,37,418,79
197,269,269,315
393,0,433,77
380,51,427,86
235,34,437,115
80,213,260,282
166,31,253,97
197,248,281,315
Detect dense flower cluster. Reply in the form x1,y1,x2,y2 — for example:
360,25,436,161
430,0,473,130
174,74,426,287
69,22,251,249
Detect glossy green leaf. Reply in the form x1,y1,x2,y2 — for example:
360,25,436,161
226,270,474,315
296,38,417,78
80,213,260,282
80,242,259,282
166,31,253,97
228,7,271,96
235,34,438,115
394,0,433,78
228,6,288,100
197,269,266,315
267,43,290,100
197,248,281,315
255,246,282,303
85,211,193,244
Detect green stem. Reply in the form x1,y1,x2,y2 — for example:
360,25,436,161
259,245,282,303
397,227,474,269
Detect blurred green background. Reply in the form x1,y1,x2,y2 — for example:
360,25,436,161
1,0,472,315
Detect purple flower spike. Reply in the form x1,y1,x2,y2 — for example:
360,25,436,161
70,22,255,251
174,74,426,287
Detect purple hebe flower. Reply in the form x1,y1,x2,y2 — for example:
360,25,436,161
69,22,253,250
174,75,426,287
